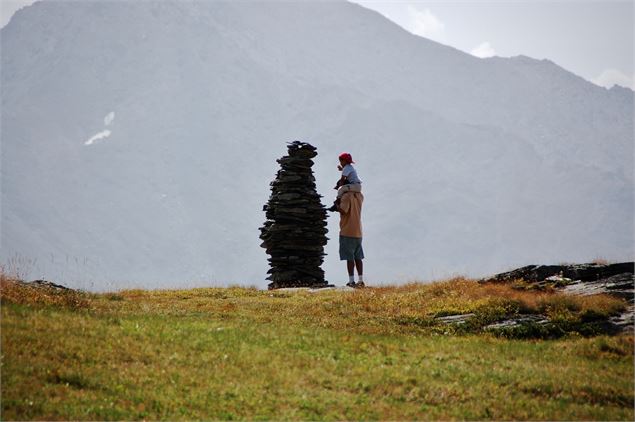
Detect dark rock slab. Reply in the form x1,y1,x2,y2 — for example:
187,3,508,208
610,306,635,330
435,313,475,325
21,279,73,290
479,262,634,284
484,315,550,330
562,273,634,300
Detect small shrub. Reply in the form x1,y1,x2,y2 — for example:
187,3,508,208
511,279,531,290
576,335,635,360
394,315,436,328
469,297,523,327
490,322,566,340
538,295,581,315
433,309,468,318
596,336,634,356
579,308,609,323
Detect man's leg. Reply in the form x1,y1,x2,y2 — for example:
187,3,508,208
341,236,357,287
346,260,355,281
347,260,355,276
346,260,356,286
355,260,364,286
354,259,363,277
354,238,364,286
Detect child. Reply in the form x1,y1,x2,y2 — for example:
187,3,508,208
328,152,362,212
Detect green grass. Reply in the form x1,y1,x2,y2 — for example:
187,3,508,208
1,277,633,420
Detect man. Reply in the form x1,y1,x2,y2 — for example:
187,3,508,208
337,190,364,288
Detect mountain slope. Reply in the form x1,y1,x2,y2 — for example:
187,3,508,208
1,0,632,290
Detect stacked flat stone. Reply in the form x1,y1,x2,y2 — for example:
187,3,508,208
260,141,329,289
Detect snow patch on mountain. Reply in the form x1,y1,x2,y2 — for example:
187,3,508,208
104,111,115,126
84,130,112,146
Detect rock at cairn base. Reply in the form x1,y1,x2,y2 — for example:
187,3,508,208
260,141,329,289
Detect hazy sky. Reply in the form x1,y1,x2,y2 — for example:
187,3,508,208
351,0,634,88
2,0,633,88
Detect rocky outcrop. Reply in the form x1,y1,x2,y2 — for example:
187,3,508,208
484,315,550,330
259,141,330,289
19,279,73,291
478,262,634,285
436,262,634,336
435,313,475,325
477,262,634,330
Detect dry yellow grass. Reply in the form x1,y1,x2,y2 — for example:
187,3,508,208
2,274,626,337
10,277,621,339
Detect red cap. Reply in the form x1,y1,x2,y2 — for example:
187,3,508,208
339,152,354,164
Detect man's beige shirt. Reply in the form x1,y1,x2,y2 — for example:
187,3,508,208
339,192,363,238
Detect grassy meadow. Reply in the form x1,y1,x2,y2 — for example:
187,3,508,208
1,273,633,420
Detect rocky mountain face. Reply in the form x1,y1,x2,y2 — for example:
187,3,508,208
1,0,633,290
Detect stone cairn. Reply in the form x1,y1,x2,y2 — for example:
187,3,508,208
260,141,329,289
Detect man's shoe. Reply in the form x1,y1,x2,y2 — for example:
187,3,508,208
355,281,365,289
346,281,356,288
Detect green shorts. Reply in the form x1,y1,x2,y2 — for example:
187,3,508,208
339,236,364,261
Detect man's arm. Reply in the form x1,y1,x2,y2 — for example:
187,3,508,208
334,175,348,189
338,192,351,213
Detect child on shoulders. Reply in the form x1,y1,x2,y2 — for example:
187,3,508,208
328,152,361,212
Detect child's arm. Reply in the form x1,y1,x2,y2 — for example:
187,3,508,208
334,175,348,189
